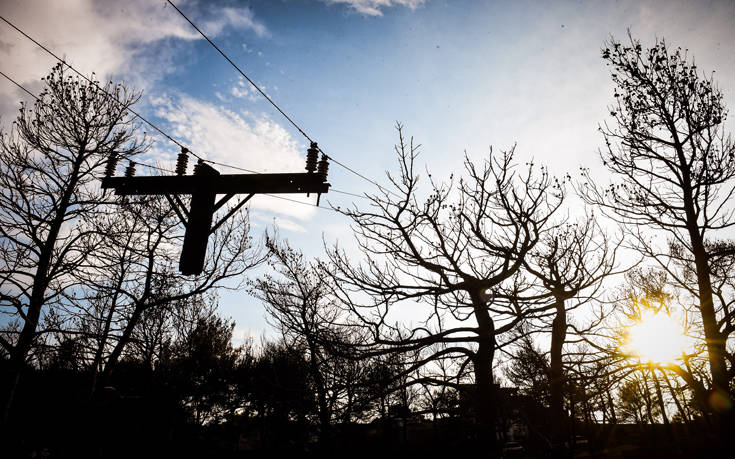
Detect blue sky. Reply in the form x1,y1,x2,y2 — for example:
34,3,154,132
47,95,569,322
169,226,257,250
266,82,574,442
2,0,735,340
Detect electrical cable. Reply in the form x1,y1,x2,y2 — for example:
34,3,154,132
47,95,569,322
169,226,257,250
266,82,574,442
166,0,311,143
165,0,401,199
0,16,369,201
0,14,209,163
0,69,345,211
0,15,370,209
330,188,368,199
2,12,393,202
0,70,37,100
0,70,175,175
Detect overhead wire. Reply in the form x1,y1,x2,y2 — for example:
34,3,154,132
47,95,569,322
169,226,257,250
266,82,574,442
0,69,344,211
0,69,176,175
0,14,370,200
165,0,401,200
193,159,368,200
2,11,389,203
0,69,37,100
0,15,208,163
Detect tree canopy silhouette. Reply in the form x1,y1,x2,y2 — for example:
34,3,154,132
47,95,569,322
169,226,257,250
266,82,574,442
327,124,564,444
582,34,735,416
0,64,147,422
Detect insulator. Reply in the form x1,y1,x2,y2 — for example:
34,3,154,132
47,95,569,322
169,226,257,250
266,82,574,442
317,154,329,181
104,153,119,177
176,148,190,175
193,158,205,175
124,161,136,178
305,141,319,173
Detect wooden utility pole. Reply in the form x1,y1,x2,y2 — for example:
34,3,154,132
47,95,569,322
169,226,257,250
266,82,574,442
101,143,330,274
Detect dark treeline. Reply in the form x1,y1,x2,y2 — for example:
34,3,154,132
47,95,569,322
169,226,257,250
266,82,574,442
2,35,735,458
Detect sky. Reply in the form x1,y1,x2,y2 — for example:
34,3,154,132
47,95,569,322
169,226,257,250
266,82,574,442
1,0,734,341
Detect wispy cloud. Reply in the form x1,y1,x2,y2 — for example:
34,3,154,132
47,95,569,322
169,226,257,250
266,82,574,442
0,0,267,120
321,0,427,16
149,93,318,221
204,7,268,38
230,80,262,102
252,214,308,233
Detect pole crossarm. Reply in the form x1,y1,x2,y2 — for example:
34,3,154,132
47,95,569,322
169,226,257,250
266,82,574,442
101,172,330,196
100,154,331,275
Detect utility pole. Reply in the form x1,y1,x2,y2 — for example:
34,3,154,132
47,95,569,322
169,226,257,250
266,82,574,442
101,143,330,275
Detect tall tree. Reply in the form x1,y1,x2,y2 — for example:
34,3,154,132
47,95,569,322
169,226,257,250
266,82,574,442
522,215,618,449
0,64,146,421
79,194,265,391
582,34,735,410
252,237,343,438
327,125,563,445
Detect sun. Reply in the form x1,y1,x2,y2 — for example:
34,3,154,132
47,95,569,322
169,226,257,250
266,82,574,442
623,310,689,365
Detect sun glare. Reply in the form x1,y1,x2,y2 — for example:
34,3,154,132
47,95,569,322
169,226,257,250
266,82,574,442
623,310,689,364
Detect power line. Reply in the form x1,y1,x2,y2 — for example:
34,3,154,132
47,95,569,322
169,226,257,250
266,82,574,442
0,70,176,175
0,70,37,100
204,159,257,174
0,69,348,213
165,0,401,200
0,14,208,163
133,162,176,175
3,9,398,201
166,0,312,143
0,18,366,211
330,188,369,200
197,157,368,200
262,194,340,212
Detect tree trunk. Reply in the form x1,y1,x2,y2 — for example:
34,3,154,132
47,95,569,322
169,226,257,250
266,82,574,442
307,340,331,439
606,382,617,424
650,368,669,426
640,377,655,424
101,302,145,383
549,297,567,450
679,156,730,403
3,155,84,424
472,295,497,453
90,284,124,397
662,372,689,424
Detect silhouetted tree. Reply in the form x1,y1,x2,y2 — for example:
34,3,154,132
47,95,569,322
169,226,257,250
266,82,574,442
505,333,550,407
582,34,735,412
78,194,265,392
250,340,315,441
328,125,563,446
0,64,147,422
168,313,241,425
252,237,343,438
522,215,619,449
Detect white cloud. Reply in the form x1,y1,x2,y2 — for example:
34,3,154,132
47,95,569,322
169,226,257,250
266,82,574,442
150,93,318,221
0,0,267,121
322,0,427,16
208,7,268,38
230,80,261,102
252,213,308,233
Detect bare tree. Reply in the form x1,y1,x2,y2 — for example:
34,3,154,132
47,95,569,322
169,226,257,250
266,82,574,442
252,237,343,438
327,125,563,443
0,64,147,421
521,215,619,448
78,194,265,391
582,34,735,410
